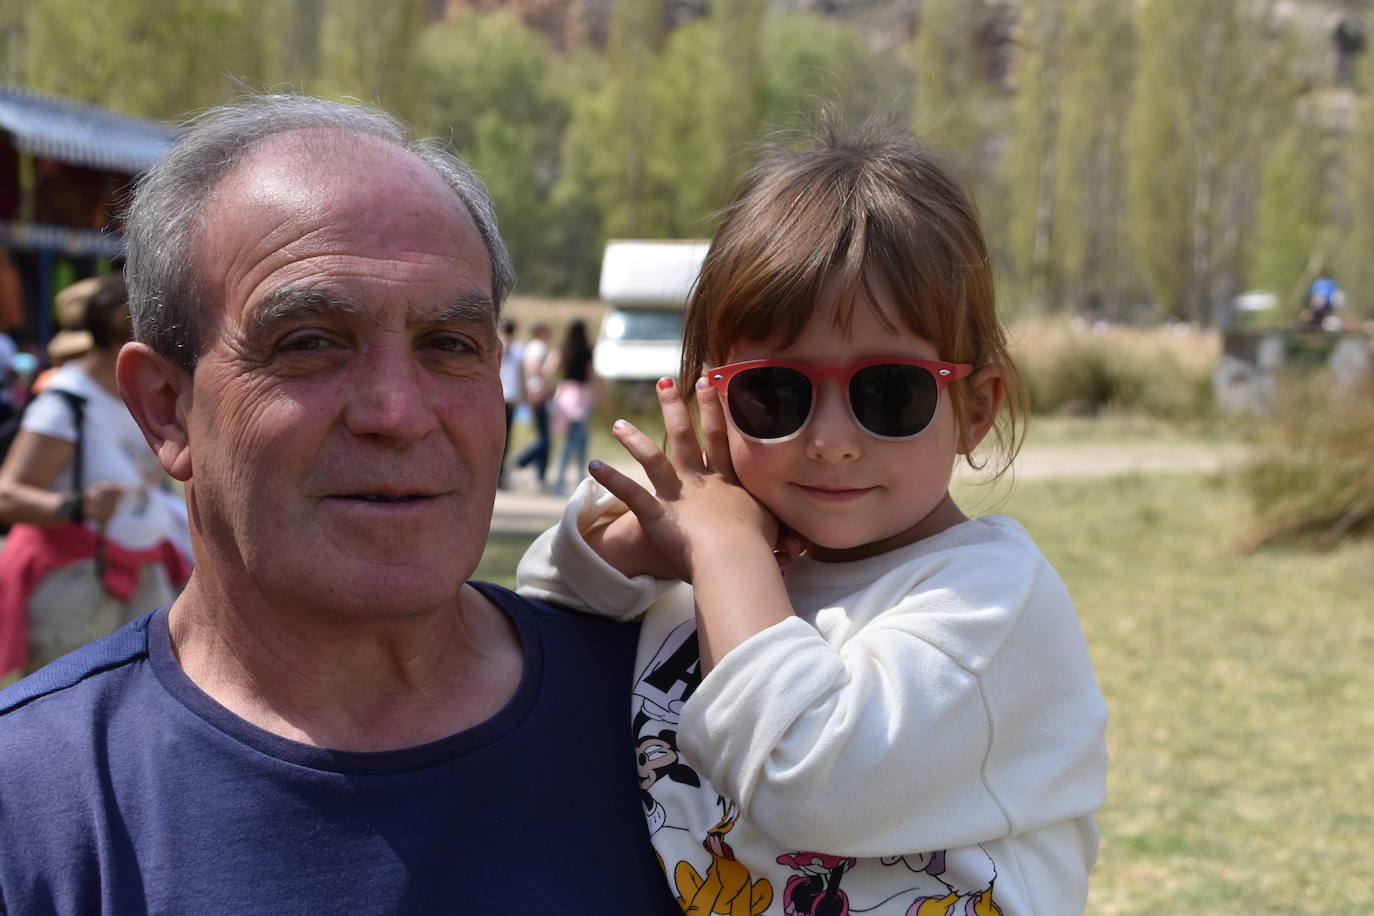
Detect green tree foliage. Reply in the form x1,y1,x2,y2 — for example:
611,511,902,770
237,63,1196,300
22,0,255,119
0,0,25,84
1250,120,1329,310
647,0,766,237
9,0,1368,308
414,12,586,296
1007,0,1139,316
912,0,1006,182
1005,0,1068,312
1338,49,1374,316
1052,0,1138,315
238,0,327,92
316,0,426,122
760,12,913,137
1128,0,1288,325
561,0,668,241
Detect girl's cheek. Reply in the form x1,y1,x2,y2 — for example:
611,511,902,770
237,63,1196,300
727,433,769,480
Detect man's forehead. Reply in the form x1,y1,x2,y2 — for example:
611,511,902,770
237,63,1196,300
192,127,493,323
213,129,452,213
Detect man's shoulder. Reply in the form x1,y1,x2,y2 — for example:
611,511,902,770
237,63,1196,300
0,613,153,718
474,580,636,629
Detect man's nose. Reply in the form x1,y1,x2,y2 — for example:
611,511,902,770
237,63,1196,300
804,380,861,463
344,343,438,444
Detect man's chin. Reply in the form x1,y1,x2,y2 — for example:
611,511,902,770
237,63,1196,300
273,557,476,619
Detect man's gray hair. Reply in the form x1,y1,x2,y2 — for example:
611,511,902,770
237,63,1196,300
123,94,515,371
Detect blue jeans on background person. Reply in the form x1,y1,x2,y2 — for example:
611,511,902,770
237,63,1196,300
556,419,589,492
515,401,549,486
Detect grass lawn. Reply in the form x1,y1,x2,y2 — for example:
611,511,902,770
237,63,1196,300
970,472,1373,913
476,468,1374,913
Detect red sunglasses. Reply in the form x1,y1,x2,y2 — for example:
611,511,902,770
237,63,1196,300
705,357,972,442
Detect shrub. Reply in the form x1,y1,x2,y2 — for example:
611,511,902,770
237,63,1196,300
1245,371,1374,547
1009,319,1219,420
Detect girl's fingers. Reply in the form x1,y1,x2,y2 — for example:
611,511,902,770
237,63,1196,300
655,378,706,474
695,377,736,483
587,460,665,528
610,418,681,500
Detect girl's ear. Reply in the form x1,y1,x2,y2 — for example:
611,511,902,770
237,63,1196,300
959,364,1006,455
117,342,194,481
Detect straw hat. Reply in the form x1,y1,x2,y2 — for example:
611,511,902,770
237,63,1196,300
54,277,102,330
47,329,94,362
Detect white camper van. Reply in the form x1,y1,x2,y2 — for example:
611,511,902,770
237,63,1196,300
593,240,709,392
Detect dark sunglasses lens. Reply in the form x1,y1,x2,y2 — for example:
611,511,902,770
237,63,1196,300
728,367,812,439
850,364,939,438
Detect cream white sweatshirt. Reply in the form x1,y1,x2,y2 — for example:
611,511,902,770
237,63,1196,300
517,480,1108,915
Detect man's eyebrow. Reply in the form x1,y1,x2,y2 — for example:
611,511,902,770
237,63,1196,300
249,289,494,328
253,287,356,327
432,293,496,325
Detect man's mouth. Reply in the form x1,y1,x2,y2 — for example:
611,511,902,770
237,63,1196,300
346,494,426,503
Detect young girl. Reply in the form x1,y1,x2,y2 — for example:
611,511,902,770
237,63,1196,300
518,129,1108,916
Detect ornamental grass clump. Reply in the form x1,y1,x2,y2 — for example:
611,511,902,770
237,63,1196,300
1245,371,1374,547
1010,320,1218,420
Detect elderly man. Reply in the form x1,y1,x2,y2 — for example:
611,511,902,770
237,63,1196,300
0,96,676,913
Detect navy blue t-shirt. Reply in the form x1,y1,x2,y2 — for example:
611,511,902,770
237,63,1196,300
0,583,678,915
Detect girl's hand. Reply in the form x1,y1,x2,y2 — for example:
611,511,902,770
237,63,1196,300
587,377,778,585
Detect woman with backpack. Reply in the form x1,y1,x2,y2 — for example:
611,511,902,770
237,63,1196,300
0,275,190,678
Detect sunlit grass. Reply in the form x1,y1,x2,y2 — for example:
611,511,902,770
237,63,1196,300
977,472,1373,913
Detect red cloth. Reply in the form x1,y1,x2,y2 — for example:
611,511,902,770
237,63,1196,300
0,523,191,677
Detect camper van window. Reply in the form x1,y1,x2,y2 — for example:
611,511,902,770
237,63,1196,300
603,310,684,342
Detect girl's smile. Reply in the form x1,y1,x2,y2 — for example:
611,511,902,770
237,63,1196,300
793,483,874,502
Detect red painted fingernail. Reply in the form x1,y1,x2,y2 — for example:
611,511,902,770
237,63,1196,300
657,377,674,390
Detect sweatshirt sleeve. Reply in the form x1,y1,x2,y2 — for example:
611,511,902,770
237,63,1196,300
676,537,1109,858
515,477,677,621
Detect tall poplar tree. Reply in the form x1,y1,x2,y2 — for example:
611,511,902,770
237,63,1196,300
760,11,913,137
1128,0,1285,324
0,0,25,84
1251,119,1329,311
1005,0,1068,312
22,0,254,119
1053,0,1138,314
317,0,426,123
413,13,567,291
912,0,1006,183
560,0,667,240
1336,28,1374,316
647,0,766,236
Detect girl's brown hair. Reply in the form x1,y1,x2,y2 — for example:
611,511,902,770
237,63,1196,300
680,124,1025,476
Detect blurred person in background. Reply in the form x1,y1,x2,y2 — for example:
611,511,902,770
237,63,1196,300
1299,275,1343,330
32,276,98,395
498,317,524,488
514,322,557,490
552,318,597,494
0,274,190,677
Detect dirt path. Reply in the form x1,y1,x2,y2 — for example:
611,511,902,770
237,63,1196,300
959,443,1248,482
491,442,1248,535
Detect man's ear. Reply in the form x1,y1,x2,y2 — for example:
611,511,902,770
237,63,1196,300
959,364,1007,455
117,342,194,481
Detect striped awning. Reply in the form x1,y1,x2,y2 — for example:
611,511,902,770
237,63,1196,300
0,220,124,257
0,84,175,174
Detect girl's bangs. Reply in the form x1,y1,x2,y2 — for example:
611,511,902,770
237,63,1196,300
702,180,873,361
